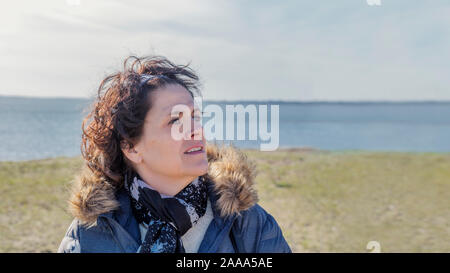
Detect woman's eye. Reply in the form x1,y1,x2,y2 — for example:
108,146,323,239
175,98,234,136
169,111,203,125
169,117,180,124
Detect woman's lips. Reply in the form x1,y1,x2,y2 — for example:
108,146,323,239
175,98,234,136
184,145,204,154
184,149,205,155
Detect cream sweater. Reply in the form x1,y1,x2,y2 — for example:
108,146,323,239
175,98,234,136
138,198,214,253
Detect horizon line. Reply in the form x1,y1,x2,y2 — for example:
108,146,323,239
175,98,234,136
1,94,450,104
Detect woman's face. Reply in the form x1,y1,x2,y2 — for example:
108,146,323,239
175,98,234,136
123,84,208,195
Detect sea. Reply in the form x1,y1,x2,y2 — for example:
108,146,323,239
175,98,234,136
1,96,449,161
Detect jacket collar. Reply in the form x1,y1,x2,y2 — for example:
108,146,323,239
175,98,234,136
99,175,231,228
70,143,259,227
97,174,241,250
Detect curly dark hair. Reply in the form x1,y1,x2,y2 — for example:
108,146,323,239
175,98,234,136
77,55,201,191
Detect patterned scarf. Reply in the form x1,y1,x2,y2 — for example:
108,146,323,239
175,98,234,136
124,171,208,253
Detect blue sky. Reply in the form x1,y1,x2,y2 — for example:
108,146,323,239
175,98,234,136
1,0,449,101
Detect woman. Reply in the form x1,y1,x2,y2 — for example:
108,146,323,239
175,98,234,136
58,55,291,253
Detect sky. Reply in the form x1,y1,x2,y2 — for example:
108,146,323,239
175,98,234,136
1,0,449,101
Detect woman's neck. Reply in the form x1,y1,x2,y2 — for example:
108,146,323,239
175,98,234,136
135,170,197,197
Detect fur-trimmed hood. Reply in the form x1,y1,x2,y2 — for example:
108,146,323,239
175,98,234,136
69,144,259,226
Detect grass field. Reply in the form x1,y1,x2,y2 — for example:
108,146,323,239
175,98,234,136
1,149,449,252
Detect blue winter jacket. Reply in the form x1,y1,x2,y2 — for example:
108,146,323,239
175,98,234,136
58,144,292,253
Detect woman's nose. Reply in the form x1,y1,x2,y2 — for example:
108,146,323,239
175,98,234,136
190,118,203,140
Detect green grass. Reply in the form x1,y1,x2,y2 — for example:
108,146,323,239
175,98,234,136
0,156,83,252
1,150,449,252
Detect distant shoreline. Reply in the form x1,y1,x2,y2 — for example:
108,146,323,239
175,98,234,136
1,94,450,104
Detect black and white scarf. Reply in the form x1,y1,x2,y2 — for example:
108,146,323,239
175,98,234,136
124,171,208,253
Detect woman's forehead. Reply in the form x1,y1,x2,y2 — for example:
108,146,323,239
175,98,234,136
149,85,196,116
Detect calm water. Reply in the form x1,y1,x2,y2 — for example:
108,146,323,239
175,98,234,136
1,96,449,161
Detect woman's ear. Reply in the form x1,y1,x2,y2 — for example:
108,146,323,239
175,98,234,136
121,140,143,165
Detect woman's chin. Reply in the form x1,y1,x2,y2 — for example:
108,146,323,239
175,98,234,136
183,161,208,177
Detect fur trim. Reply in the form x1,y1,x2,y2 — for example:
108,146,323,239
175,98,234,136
68,166,120,227
204,144,258,217
69,143,258,226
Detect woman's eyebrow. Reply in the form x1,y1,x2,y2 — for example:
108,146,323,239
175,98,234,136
165,104,199,116
167,108,200,118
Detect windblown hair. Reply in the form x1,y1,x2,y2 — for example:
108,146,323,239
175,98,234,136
70,55,201,222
